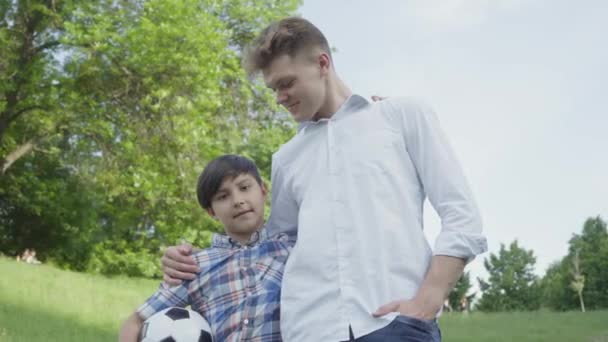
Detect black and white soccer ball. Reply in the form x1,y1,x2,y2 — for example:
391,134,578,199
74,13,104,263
140,307,213,342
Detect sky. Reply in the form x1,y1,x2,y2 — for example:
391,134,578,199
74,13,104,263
298,0,608,286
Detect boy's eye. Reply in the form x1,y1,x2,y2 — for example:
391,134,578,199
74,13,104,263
216,194,228,201
240,185,251,191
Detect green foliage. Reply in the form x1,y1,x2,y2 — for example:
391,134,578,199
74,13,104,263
448,271,475,312
541,216,608,310
477,240,542,312
0,0,300,277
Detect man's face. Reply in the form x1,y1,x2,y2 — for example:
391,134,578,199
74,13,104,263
207,173,266,243
263,53,326,123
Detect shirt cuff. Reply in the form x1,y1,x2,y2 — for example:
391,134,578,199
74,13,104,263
433,231,488,264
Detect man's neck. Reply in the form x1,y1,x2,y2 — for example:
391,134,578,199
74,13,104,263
314,75,352,121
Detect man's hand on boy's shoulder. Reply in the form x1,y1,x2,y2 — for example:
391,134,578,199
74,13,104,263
161,243,200,286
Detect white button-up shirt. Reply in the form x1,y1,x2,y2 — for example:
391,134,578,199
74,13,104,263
267,95,487,341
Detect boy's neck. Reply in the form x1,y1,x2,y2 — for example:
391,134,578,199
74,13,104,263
226,226,264,245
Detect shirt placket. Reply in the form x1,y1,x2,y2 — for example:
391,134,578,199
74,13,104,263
327,120,351,327
239,245,256,339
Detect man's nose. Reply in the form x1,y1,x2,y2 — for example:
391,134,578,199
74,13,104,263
276,90,288,105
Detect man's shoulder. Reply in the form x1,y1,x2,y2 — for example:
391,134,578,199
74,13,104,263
272,132,305,169
374,96,432,115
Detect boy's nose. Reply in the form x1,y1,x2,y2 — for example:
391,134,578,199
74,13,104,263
233,197,245,207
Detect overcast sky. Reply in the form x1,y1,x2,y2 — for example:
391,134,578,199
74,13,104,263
298,0,608,285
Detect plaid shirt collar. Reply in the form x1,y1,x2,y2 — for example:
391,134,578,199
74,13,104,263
211,226,269,249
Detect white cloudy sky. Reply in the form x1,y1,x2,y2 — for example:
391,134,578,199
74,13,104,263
298,0,608,284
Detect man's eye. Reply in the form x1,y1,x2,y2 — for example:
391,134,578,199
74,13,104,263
280,80,294,89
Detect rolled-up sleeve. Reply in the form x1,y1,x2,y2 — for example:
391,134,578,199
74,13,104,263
137,282,190,320
399,99,488,262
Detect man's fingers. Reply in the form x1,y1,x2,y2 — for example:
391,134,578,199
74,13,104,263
372,300,400,317
163,246,197,266
177,243,193,255
163,274,184,286
163,263,197,281
161,255,199,273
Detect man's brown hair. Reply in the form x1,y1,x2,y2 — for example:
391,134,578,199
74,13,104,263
243,17,331,76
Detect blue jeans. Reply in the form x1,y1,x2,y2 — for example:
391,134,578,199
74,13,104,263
345,316,442,342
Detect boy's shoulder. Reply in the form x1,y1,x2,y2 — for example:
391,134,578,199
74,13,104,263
191,246,231,269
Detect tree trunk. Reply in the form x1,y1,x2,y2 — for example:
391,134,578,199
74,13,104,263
1,139,36,175
578,291,586,313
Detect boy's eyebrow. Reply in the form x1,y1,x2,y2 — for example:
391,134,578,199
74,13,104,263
235,177,253,186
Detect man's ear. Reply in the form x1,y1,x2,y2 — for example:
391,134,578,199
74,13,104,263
206,207,216,219
318,52,331,75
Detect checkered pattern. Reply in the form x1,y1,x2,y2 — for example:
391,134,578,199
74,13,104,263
138,228,293,341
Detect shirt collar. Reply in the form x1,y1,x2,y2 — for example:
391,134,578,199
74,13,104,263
298,94,369,132
211,226,269,249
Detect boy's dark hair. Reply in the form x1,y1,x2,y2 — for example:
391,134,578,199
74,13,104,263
197,155,263,209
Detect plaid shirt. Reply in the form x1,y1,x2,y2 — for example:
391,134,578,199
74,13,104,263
138,228,292,341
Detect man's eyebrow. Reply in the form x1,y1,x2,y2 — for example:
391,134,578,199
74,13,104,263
267,76,291,90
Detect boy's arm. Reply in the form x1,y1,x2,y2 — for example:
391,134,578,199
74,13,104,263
118,312,144,342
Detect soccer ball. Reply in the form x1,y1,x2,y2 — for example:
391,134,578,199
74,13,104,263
140,307,213,342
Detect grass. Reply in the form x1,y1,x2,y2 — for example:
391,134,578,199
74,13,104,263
0,257,158,342
1,257,607,341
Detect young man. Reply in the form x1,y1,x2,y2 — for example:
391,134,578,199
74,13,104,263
119,155,291,342
162,17,487,341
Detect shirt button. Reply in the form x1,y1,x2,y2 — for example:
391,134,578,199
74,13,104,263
243,319,249,325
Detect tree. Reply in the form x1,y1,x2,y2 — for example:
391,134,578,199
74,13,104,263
570,250,585,312
448,271,476,312
541,216,608,310
1,0,300,276
477,240,542,311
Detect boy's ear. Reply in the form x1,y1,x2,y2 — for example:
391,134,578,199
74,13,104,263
261,182,268,197
206,207,216,218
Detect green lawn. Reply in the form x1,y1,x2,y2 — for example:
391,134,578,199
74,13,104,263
1,257,607,341
0,257,158,341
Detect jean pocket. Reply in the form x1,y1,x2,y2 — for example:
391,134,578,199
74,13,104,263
394,314,436,331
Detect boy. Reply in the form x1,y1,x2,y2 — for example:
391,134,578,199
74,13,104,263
119,155,291,342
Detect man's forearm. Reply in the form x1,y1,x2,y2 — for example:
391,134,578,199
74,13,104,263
415,255,466,309
119,312,144,342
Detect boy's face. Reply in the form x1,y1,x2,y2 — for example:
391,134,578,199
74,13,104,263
263,52,328,123
207,173,266,243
